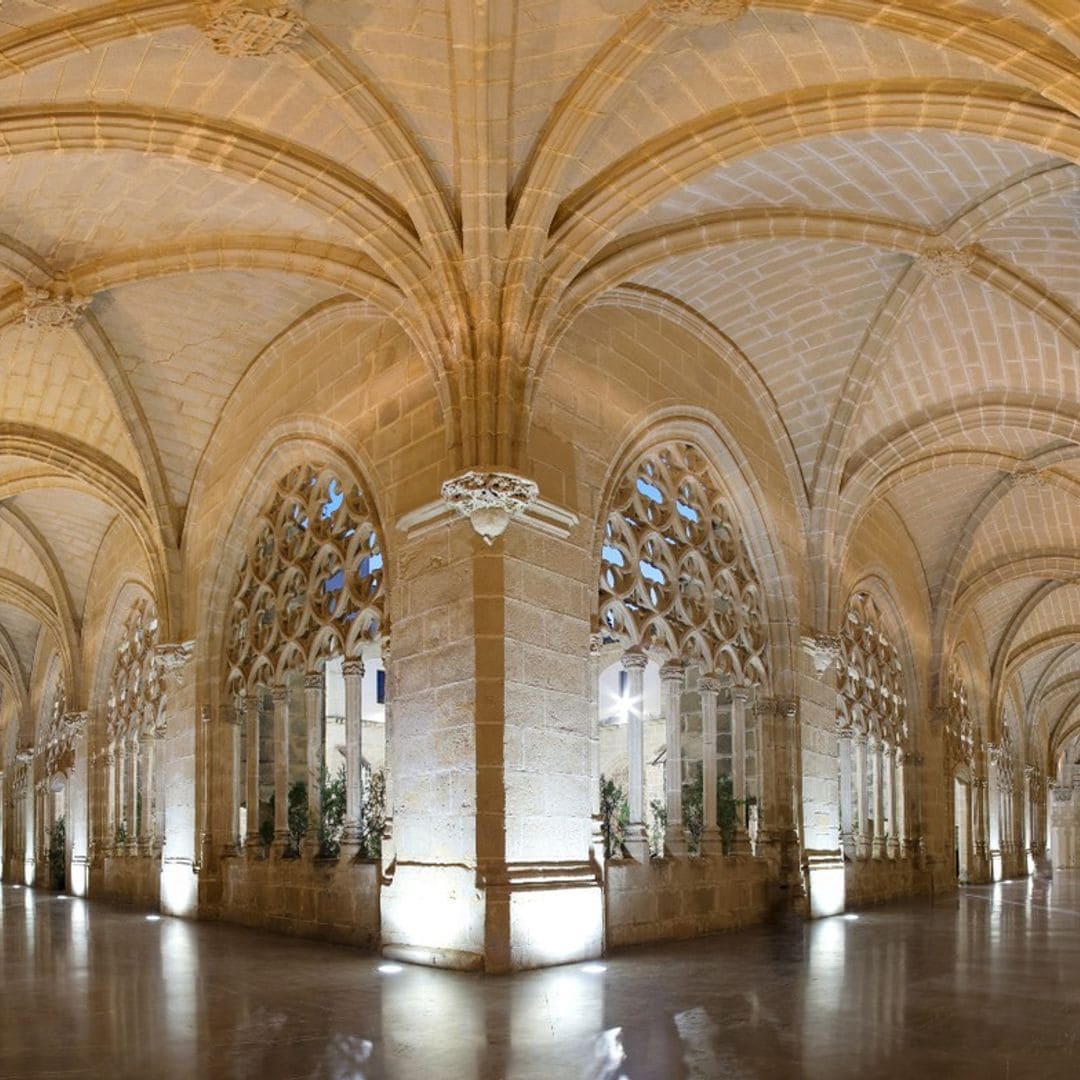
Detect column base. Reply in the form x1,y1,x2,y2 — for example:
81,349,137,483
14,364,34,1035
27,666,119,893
872,837,886,859
730,826,752,857
701,826,723,857
664,825,688,858
624,823,649,862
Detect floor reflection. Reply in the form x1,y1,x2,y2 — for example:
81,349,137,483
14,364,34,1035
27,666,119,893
3,876,1080,1078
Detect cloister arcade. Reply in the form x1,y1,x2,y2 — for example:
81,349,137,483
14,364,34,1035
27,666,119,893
0,0,1078,973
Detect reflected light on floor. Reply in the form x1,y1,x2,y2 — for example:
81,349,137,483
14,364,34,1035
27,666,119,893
581,963,607,974
377,963,403,974
145,914,162,922
842,913,860,921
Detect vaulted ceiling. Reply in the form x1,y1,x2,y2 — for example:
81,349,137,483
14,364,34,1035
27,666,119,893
0,0,1077,769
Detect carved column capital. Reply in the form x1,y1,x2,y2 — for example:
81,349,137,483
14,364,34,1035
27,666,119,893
652,0,750,25
754,696,796,719
270,684,289,705
342,658,365,679
659,659,685,684
588,632,605,655
303,671,323,692
620,645,648,671
698,674,724,696
440,470,539,544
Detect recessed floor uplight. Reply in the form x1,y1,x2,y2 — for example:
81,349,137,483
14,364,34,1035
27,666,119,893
581,963,607,975
378,963,403,974
145,914,162,922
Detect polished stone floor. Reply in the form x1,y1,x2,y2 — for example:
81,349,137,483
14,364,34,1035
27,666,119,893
2,877,1080,1079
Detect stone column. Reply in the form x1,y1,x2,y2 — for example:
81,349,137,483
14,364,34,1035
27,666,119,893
884,743,897,857
104,747,116,852
379,636,393,863
853,731,868,859
870,736,885,859
138,733,155,854
125,732,139,854
838,729,854,859
244,694,261,852
699,676,722,856
114,737,126,850
660,660,687,856
622,646,649,862
271,684,290,855
731,685,751,856
304,671,324,858
1024,766,1034,869
224,708,242,855
198,704,214,867
340,658,365,857
973,777,988,872
588,634,605,867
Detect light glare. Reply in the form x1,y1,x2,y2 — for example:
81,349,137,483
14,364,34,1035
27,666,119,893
378,963,403,974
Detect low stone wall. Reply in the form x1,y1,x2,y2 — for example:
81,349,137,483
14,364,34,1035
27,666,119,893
95,854,162,910
844,855,926,908
217,854,380,949
605,854,772,949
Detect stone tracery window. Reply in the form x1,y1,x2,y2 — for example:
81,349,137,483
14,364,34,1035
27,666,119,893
225,466,384,696
944,661,975,772
105,600,165,854
596,441,768,860
836,592,909,861
223,464,387,859
598,441,767,683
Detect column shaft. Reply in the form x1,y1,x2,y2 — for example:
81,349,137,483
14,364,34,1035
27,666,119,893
244,694,261,851
272,685,290,853
304,672,324,856
700,677,722,855
661,662,686,856
731,687,751,855
341,659,365,853
853,733,868,858
622,648,649,861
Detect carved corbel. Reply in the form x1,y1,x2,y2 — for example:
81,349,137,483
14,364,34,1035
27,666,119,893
801,633,840,674
440,470,539,544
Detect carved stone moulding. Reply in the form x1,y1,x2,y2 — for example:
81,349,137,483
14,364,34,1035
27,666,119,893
652,0,751,26
22,284,90,330
440,470,539,545
203,2,307,57
917,244,976,279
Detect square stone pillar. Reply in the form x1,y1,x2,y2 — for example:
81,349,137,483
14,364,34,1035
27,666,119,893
382,483,600,972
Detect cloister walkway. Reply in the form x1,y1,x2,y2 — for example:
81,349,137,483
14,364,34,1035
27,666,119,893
1,878,1078,1079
